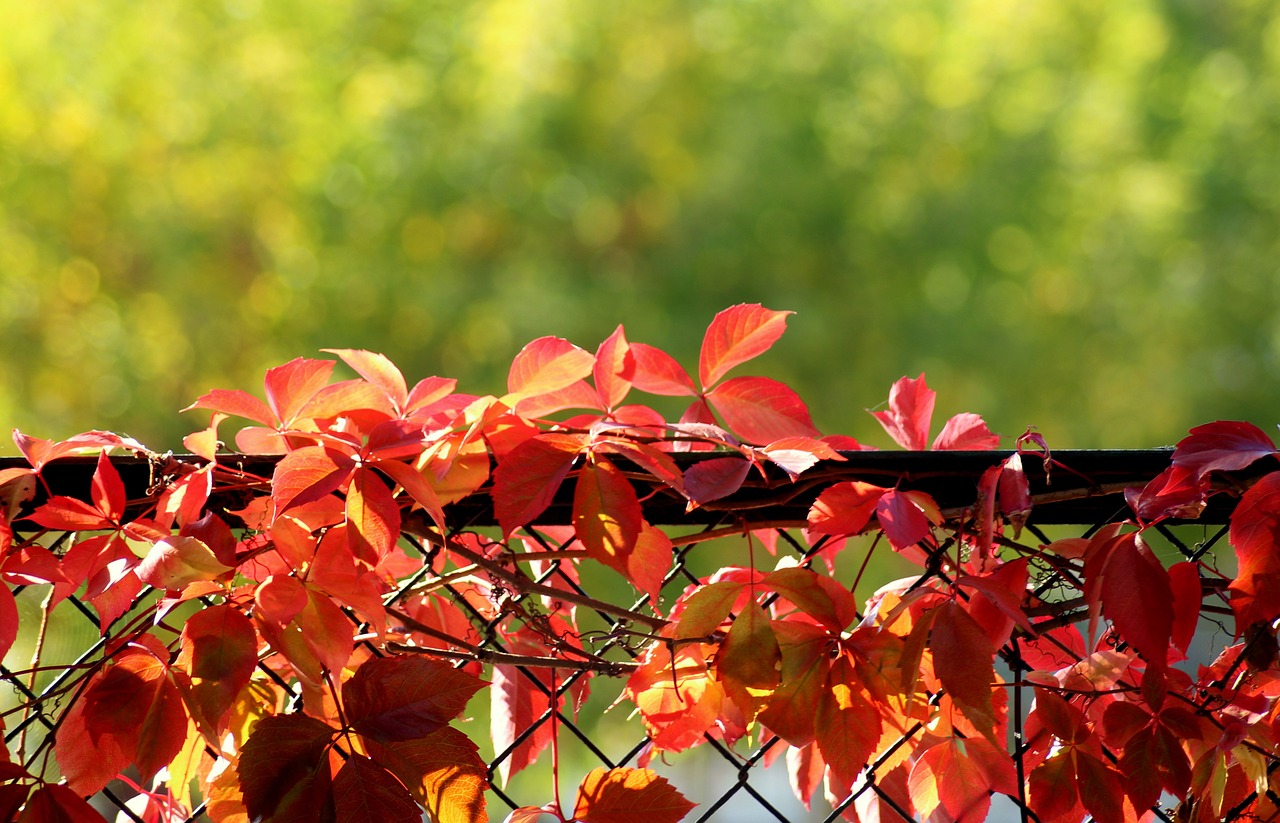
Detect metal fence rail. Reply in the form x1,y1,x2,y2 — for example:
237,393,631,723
0,450,1257,822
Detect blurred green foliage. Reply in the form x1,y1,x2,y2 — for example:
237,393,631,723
2,0,1279,451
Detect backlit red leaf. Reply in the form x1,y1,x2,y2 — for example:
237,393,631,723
716,599,779,722
25,496,114,531
573,767,695,823
871,374,935,451
367,727,488,823
932,413,1000,451
506,336,595,398
908,737,1012,823
1100,534,1173,664
18,785,108,823
90,450,126,523
630,343,697,397
81,652,189,784
594,325,635,410
270,446,354,515
1172,420,1278,478
683,457,751,505
573,458,643,573
756,620,830,747
1228,471,1280,631
332,756,420,823
492,434,584,535
346,466,400,562
705,376,819,444
698,304,793,388
876,488,934,551
323,348,410,411
53,671,131,795
1126,465,1206,525
808,481,887,536
816,657,882,791
931,601,998,742
177,605,258,733
0,586,15,663
182,388,275,426
263,357,336,424
343,655,488,743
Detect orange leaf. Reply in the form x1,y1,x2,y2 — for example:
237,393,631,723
323,348,410,411
270,446,354,515
367,727,489,823
177,605,258,734
593,325,635,410
931,601,998,743
81,651,189,784
756,620,831,747
705,376,819,444
626,637,723,753
506,336,595,398
136,536,232,590
262,357,336,424
573,458,643,573
573,767,695,823
630,343,697,397
698,303,793,388
815,656,881,791
346,466,400,562
493,434,584,535
908,738,1000,823
807,481,887,537
716,598,779,722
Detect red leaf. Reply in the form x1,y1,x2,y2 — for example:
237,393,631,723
1169,561,1201,656
931,601,998,742
630,343,697,396
263,357,336,424
765,566,858,632
1228,471,1280,631
365,727,489,823
573,767,695,823
908,737,1012,823
332,756,420,823
625,637,724,753
346,466,400,562
932,413,1000,451
683,457,751,505
81,652,189,784
492,434,584,536
875,489,934,551
53,672,131,795
0,585,15,663
271,446,354,515
871,374,935,450
18,785,109,823
1074,751,1126,823
506,336,595,398
238,713,337,821
625,524,673,605
698,304,793,388
1100,534,1173,664
756,621,831,746
25,496,114,531
593,325,635,410
343,656,488,743
323,348,410,411
1172,420,1278,478
182,388,275,426
176,605,258,733
491,663,553,785
1029,752,1081,822
815,657,882,791
808,481,887,536
90,450,126,523
705,376,819,444
573,458,643,573
1126,465,1206,525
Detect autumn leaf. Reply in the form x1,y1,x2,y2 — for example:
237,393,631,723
1099,533,1173,665
136,535,232,590
932,412,1000,451
705,376,819,444
698,304,793,388
270,445,354,515
807,481,887,537
237,713,337,822
815,656,882,791
871,374,935,450
593,325,635,410
1172,420,1278,478
573,458,643,572
715,598,780,722
506,336,596,399
343,655,488,743
931,601,999,743
908,737,1015,823
176,604,258,734
346,465,401,562
629,343,697,396
573,767,695,823
756,620,831,747
323,348,410,412
1227,471,1280,632
367,727,489,823
17,784,109,823
492,434,584,535
682,456,751,505
875,488,935,551
80,651,190,784
332,756,421,823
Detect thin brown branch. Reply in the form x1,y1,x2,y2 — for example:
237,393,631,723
385,641,638,675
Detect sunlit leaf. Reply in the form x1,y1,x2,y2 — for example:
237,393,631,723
573,767,695,823
698,304,793,388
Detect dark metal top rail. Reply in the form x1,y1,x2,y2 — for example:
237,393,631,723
3,449,1259,528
